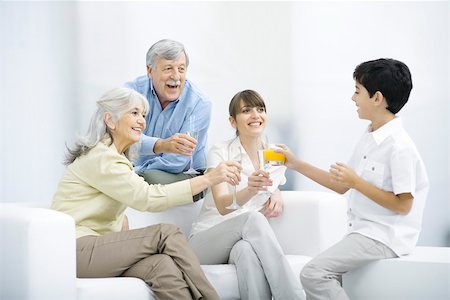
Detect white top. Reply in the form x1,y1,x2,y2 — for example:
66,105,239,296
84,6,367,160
190,137,286,236
347,117,429,256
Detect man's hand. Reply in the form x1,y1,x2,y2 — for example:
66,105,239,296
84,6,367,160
153,133,197,155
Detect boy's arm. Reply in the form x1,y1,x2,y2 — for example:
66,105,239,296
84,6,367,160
331,162,413,214
276,144,349,194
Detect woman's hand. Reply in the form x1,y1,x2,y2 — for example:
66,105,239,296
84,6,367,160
204,161,242,187
262,189,283,218
247,169,273,194
121,214,129,231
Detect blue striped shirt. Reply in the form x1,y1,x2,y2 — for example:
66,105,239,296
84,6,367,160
125,75,211,173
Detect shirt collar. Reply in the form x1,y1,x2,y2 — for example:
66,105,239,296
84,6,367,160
227,136,245,160
370,117,402,145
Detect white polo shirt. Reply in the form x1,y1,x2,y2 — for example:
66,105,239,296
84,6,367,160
347,117,429,256
190,137,286,237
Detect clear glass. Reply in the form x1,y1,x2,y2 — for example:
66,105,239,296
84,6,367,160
257,134,272,196
184,115,200,175
226,138,243,210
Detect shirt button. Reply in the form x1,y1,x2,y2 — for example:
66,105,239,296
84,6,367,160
363,155,367,159
372,167,375,171
348,222,352,227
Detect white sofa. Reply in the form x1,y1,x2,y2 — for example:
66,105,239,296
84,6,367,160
0,191,348,300
2,191,449,300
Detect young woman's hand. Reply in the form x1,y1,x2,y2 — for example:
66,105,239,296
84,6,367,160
247,170,273,194
262,189,283,218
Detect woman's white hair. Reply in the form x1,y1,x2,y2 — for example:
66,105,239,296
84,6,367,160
64,87,149,165
146,39,189,69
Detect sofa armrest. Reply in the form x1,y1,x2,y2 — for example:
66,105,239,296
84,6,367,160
0,204,77,300
270,191,347,256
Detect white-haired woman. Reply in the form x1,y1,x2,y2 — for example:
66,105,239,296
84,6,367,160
52,87,240,300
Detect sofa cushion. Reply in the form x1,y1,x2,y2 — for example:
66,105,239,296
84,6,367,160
77,277,152,300
76,255,312,300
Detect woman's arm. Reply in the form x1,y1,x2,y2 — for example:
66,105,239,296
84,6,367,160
211,169,272,215
189,161,241,196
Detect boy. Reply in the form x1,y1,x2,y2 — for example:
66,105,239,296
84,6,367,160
278,58,429,300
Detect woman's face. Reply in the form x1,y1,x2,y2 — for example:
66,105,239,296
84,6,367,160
231,100,266,137
110,104,146,153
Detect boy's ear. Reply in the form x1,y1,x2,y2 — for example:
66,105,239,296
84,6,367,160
373,91,387,107
229,116,237,129
104,112,116,130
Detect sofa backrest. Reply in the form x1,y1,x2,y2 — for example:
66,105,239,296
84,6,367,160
125,199,204,236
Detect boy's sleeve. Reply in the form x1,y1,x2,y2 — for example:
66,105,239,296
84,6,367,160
390,146,416,196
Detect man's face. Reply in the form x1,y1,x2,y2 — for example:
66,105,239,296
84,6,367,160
147,52,187,108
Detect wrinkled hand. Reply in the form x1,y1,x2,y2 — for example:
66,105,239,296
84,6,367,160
154,133,197,155
262,190,283,218
329,162,359,188
247,170,273,194
205,160,242,186
273,144,299,169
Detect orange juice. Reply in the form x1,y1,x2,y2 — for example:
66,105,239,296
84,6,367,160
263,148,286,166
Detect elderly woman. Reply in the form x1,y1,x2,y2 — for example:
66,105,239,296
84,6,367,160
52,87,240,300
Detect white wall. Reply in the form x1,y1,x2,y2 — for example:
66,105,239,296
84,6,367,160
1,1,448,246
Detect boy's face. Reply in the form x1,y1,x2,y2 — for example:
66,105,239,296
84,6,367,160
351,81,376,120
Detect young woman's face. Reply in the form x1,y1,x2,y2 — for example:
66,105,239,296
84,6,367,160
111,105,146,153
231,100,266,137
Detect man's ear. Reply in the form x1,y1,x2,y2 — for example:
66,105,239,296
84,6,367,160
104,112,115,130
147,66,153,79
229,116,237,129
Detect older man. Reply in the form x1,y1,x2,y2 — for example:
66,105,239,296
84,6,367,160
126,39,211,201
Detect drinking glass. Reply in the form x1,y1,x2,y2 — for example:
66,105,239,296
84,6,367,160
184,115,200,175
257,134,271,196
226,138,243,210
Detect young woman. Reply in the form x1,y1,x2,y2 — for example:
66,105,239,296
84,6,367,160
188,90,304,300
52,87,240,300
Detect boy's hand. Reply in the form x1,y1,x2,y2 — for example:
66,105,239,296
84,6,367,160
330,162,359,188
274,144,299,169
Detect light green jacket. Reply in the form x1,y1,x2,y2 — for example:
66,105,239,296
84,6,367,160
52,140,193,238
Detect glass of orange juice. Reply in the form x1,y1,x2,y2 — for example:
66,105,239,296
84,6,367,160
263,146,286,166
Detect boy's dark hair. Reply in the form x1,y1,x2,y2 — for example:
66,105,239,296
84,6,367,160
353,58,413,114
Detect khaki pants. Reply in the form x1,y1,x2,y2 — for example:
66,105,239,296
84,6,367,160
77,224,219,300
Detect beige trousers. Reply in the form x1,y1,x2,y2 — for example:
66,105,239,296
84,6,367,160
76,224,219,300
